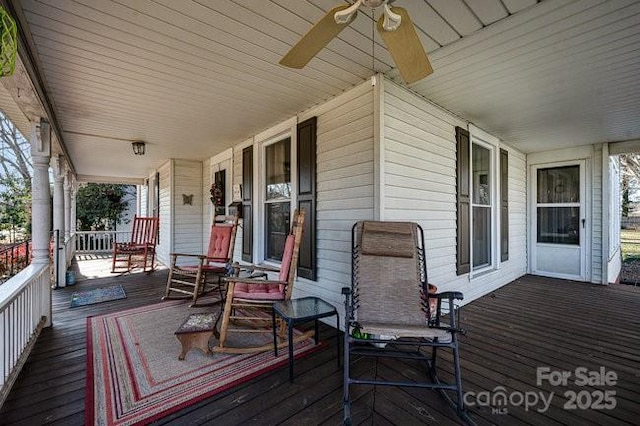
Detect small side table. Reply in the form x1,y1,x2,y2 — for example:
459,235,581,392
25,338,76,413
272,297,340,382
174,312,218,360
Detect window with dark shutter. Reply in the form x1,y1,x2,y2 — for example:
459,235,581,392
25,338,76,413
500,148,509,262
297,117,317,280
242,146,253,262
456,126,470,275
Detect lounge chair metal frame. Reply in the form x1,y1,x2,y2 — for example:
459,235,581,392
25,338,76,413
342,221,472,425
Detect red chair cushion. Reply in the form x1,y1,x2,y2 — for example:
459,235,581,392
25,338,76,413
233,282,285,300
279,235,295,282
207,224,233,262
232,234,295,301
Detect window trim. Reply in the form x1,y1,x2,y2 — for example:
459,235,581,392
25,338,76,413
257,133,297,265
457,125,508,278
469,136,497,275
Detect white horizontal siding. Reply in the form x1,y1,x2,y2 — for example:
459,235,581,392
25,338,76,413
156,162,172,266
296,83,375,308
382,79,527,305
172,159,204,264
591,145,603,283
202,159,212,253
224,82,374,314
139,184,148,216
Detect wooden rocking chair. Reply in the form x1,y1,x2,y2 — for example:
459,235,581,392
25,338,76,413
111,215,159,273
163,214,239,307
213,209,306,354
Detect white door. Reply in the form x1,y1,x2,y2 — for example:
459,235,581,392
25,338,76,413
531,162,587,280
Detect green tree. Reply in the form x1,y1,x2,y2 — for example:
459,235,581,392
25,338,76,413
76,183,129,231
0,175,30,242
0,112,32,242
620,154,640,217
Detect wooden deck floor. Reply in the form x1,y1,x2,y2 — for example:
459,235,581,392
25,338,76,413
1,258,639,425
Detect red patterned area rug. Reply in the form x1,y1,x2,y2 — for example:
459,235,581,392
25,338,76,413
86,301,318,425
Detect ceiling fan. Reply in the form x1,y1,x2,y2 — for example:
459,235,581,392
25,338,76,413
279,0,432,84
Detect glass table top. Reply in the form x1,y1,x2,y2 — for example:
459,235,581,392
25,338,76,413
274,297,336,320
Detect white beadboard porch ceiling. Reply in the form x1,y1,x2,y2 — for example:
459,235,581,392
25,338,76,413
10,0,640,180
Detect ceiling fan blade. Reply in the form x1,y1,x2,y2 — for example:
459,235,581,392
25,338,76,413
280,5,356,69
377,7,433,84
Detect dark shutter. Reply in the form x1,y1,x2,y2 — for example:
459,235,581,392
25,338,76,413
456,127,470,275
500,148,509,262
242,146,253,262
297,117,317,280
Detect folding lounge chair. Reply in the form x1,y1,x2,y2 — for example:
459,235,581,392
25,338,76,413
111,215,159,273
163,214,238,307
213,209,307,354
342,221,471,425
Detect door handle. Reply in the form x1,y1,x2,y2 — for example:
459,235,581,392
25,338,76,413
581,219,586,228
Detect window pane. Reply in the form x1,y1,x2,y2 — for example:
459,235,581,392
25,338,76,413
265,139,291,201
473,206,491,268
537,166,579,203
537,207,580,245
472,143,490,205
266,202,290,261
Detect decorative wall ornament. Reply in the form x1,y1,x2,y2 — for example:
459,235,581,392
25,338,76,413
210,182,223,207
182,194,193,205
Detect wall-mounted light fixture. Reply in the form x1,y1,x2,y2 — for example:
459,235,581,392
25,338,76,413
132,141,146,156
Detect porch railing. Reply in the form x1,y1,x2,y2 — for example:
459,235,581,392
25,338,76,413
74,230,130,253
0,263,50,407
0,241,31,284
65,234,76,266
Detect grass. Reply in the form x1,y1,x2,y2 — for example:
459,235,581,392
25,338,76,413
621,229,640,261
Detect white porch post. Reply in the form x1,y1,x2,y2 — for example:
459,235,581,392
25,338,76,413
52,156,65,237
64,171,72,241
71,181,77,234
51,155,65,287
31,120,52,263
30,119,52,327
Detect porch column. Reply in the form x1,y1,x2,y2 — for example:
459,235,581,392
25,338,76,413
30,120,52,327
51,155,65,244
30,119,52,264
64,171,72,241
51,156,66,287
70,182,77,234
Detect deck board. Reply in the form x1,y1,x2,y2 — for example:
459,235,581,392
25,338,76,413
1,259,640,425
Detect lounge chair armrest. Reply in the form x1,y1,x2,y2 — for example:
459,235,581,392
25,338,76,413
430,291,463,301
430,324,465,335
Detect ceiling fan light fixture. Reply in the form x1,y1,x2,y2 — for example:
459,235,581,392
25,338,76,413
381,3,401,31
334,0,361,24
